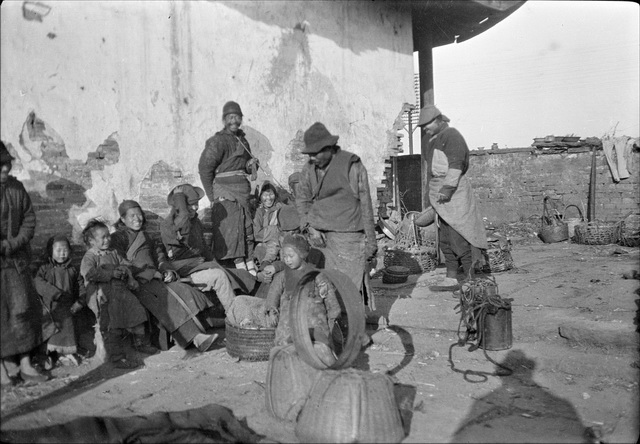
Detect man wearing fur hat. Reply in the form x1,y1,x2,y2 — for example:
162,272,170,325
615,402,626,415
296,122,376,344
198,101,260,275
417,105,488,289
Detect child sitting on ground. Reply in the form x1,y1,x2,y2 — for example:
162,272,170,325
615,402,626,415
80,219,155,369
34,235,86,367
253,181,283,267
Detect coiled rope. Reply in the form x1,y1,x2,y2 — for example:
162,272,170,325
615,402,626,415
448,276,514,382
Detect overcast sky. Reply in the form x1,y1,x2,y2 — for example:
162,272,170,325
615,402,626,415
429,0,639,150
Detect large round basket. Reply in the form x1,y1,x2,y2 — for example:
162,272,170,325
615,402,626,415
574,221,623,245
225,320,275,361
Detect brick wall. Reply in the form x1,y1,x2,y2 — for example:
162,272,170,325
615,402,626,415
468,146,640,225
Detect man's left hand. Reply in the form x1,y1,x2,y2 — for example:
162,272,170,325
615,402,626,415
437,186,456,204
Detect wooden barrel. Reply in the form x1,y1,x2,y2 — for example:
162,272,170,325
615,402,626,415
295,368,404,443
265,344,322,422
290,269,364,370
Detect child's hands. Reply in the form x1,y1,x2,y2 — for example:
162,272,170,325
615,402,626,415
127,279,140,291
113,266,128,280
163,270,179,283
70,301,83,315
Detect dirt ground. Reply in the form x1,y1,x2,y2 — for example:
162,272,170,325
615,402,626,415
1,232,639,443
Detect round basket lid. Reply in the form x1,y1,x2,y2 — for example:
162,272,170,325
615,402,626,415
290,269,365,370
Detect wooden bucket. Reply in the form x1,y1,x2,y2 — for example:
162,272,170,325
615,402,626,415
265,344,322,422
295,368,404,443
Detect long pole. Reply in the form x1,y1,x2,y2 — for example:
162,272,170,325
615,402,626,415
587,144,597,222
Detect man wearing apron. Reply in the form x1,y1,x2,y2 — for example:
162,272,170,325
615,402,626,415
417,105,488,290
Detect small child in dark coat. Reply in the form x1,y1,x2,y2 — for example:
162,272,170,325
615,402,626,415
80,219,152,369
34,235,85,366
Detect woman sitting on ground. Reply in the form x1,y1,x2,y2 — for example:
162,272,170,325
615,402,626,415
110,200,219,352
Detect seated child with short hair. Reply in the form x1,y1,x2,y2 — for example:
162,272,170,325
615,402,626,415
266,234,341,365
34,235,86,367
79,219,154,369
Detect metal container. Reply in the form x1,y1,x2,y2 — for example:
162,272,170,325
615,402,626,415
481,307,512,351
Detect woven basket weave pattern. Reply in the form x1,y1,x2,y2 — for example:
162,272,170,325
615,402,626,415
483,248,514,273
225,320,275,361
574,221,622,245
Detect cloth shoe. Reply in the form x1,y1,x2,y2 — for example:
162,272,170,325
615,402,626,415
133,335,160,355
20,370,49,383
194,333,219,352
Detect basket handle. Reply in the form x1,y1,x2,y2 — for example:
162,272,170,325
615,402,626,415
563,204,584,221
542,197,561,225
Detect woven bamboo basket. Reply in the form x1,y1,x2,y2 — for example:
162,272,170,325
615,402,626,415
295,368,405,443
482,248,515,273
574,221,623,245
265,344,322,422
225,320,275,361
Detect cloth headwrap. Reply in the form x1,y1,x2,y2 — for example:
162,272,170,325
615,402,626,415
46,234,71,258
288,172,301,187
118,200,142,217
282,233,309,259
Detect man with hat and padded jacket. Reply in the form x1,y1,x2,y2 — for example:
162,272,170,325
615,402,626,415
296,122,377,346
416,105,488,290
198,101,259,276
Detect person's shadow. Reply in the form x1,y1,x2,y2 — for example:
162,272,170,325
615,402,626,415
452,349,596,443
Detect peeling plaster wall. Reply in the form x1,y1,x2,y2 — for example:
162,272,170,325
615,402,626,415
1,1,414,253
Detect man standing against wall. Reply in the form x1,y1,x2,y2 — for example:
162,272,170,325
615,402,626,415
296,122,377,345
199,101,259,275
417,105,487,289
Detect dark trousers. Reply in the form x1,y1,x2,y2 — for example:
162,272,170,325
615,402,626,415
439,218,473,279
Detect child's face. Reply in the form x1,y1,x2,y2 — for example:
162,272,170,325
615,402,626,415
188,202,199,219
260,190,276,209
282,246,304,270
90,227,111,250
51,241,70,263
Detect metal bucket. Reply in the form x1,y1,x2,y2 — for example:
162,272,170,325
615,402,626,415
481,307,512,351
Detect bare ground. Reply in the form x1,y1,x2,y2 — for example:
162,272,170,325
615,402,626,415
1,238,638,443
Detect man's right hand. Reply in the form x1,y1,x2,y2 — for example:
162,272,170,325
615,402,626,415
307,227,326,248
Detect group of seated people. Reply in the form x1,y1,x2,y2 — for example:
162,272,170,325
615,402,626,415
15,173,339,381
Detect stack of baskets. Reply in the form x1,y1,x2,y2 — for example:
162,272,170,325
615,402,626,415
382,266,410,284
573,221,623,245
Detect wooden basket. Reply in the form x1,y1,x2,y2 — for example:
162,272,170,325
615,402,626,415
225,320,275,361
574,221,623,245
